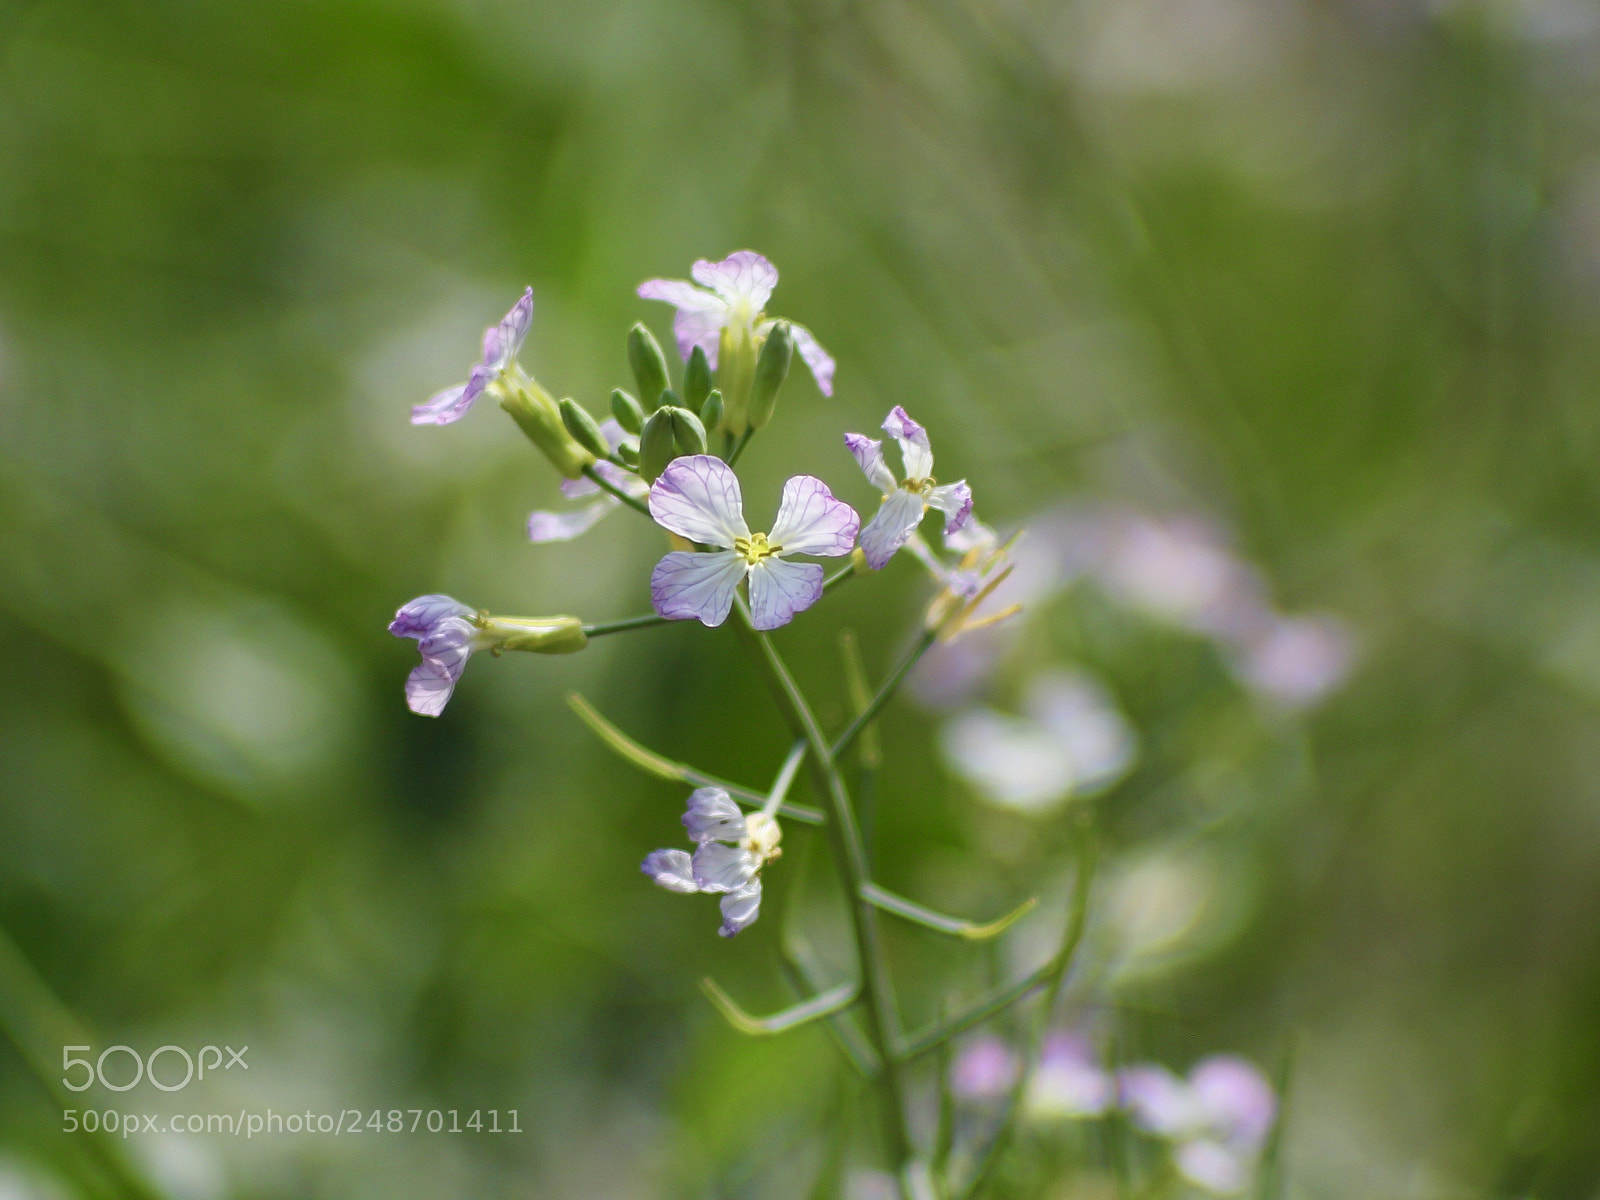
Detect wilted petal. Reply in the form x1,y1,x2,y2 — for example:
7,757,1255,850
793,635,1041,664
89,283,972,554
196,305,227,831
769,475,859,557
786,322,835,396
927,481,973,533
718,882,762,937
844,433,898,494
527,498,617,543
692,251,778,310
692,841,759,893
405,656,463,717
682,787,747,843
1119,1065,1200,1136
650,550,748,627
642,848,700,894
389,594,474,639
411,369,487,426
649,455,750,546
638,278,730,362
1174,1140,1250,1195
481,287,533,371
747,557,824,631
882,406,935,480
1190,1057,1276,1150
858,488,927,570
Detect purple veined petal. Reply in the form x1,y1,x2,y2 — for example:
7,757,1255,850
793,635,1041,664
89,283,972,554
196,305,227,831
650,550,748,627
649,455,750,546
405,656,463,717
682,787,747,843
718,882,762,937
857,488,927,570
927,481,973,533
411,365,488,425
481,287,534,371
692,841,759,893
527,497,618,543
769,475,860,557
784,321,835,396
882,406,935,481
637,277,722,309
691,251,778,311
1189,1057,1275,1150
638,278,730,362
642,848,700,894
1174,1139,1251,1195
747,557,825,631
1119,1065,1199,1137
389,594,474,639
844,433,898,494
404,616,481,717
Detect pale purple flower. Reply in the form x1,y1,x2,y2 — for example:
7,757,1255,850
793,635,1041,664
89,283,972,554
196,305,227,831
388,595,487,716
641,787,782,937
1119,1056,1276,1195
1234,613,1355,708
845,407,973,570
647,455,858,631
411,288,534,426
950,1035,1020,1100
1025,1033,1115,1119
637,251,836,395
527,419,648,542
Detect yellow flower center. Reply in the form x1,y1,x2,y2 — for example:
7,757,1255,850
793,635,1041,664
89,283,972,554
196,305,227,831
733,531,783,565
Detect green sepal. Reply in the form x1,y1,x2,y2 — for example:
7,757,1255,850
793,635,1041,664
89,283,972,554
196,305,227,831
638,407,677,483
669,406,707,456
610,388,644,435
627,323,670,412
748,320,793,432
684,344,712,412
558,398,612,459
699,388,724,433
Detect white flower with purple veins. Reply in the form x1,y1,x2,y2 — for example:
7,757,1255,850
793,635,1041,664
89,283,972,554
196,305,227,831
846,407,973,570
388,595,487,716
411,288,533,426
1119,1056,1277,1195
641,788,783,937
527,419,648,542
647,456,859,631
637,251,835,395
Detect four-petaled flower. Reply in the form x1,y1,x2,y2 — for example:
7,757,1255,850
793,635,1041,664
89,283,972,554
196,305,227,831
638,251,836,396
641,788,783,937
388,595,488,716
846,406,973,570
412,288,534,426
648,455,859,631
527,419,649,543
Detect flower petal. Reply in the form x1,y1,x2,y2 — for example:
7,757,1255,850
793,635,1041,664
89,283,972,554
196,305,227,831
857,488,927,570
682,787,747,843
692,251,778,310
882,406,935,480
747,557,825,630
1174,1140,1250,1195
637,278,730,362
405,616,481,717
527,497,618,543
769,475,860,557
692,841,759,893
641,848,700,894
1190,1057,1275,1149
649,455,750,546
785,321,835,396
481,287,533,370
1119,1065,1200,1136
389,594,474,639
410,367,488,426
844,433,899,494
561,458,637,500
927,481,973,533
718,883,763,937
650,550,748,627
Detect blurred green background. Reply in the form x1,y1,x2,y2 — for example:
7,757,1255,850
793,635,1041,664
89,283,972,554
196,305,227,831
4,0,1600,1195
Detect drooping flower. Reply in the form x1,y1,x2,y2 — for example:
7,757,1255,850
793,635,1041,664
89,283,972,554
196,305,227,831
641,787,783,937
647,455,858,631
411,289,534,426
637,251,836,396
388,595,587,716
527,419,649,543
1119,1056,1277,1195
845,407,973,570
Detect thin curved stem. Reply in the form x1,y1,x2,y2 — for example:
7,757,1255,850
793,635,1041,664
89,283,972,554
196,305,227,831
831,629,938,762
582,612,672,637
582,464,651,516
725,427,756,467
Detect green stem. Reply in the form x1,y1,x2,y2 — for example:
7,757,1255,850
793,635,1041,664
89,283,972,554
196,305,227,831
831,629,938,762
581,612,672,637
732,601,913,1170
823,562,859,594
582,464,651,516
726,427,756,467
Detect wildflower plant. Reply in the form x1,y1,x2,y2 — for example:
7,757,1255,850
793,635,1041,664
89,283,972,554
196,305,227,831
387,252,1286,1197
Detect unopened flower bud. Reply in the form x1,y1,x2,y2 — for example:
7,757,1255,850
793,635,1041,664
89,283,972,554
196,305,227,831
616,442,639,468
717,320,758,437
658,387,681,411
628,323,671,413
747,320,793,432
668,406,707,456
499,381,595,479
559,397,612,459
684,344,713,413
479,615,588,655
699,388,724,432
638,408,678,484
611,388,645,435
